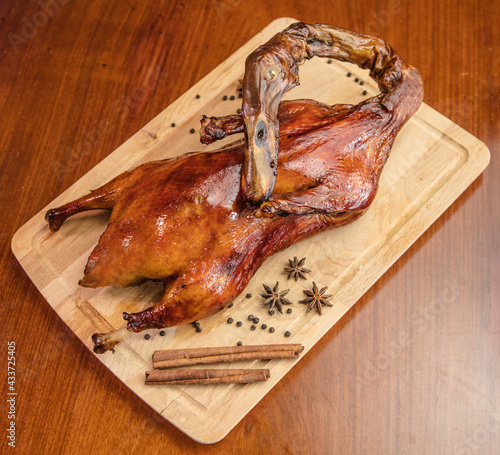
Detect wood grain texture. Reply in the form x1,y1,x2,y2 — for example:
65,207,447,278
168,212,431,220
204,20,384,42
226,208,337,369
1,0,499,453
9,16,491,443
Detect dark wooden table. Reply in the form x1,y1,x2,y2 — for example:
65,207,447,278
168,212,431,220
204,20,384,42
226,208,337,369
2,1,498,453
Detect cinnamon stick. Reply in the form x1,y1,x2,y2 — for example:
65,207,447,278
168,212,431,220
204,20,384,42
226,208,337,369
145,368,270,385
153,350,300,369
152,343,304,369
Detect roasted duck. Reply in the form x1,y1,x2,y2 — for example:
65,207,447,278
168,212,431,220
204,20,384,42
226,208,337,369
45,23,423,353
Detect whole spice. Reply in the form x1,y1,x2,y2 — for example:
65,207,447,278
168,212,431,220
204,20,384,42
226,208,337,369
192,321,203,332
146,368,270,385
152,344,304,368
227,318,234,324
260,282,292,314
261,324,267,329
286,308,292,314
284,331,291,337
253,317,259,324
236,321,242,327
237,341,243,346
144,334,151,340
299,282,333,315
159,330,166,336
248,314,255,321
284,256,311,281
269,327,275,333
251,325,256,330
246,293,252,298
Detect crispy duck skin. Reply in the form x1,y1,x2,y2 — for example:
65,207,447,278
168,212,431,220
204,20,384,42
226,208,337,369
45,23,423,353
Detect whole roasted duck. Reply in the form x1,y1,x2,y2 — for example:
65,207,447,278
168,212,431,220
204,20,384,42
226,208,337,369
45,23,423,353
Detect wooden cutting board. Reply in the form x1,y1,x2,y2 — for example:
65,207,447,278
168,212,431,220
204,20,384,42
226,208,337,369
11,17,490,443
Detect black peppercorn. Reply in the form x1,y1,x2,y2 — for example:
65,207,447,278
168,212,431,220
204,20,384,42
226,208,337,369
354,77,359,82
228,302,234,308
248,314,254,320
359,81,364,85
144,334,151,340
253,317,259,324
269,310,275,316
362,90,367,96
171,122,176,127
196,94,200,99
251,325,256,330
286,308,292,314
285,331,291,337
261,324,267,329
237,108,242,114
246,293,252,298
237,341,242,346
269,327,275,333
236,321,242,327
347,72,352,77
238,93,242,98
190,128,195,134
327,59,332,64
192,321,202,332
227,318,234,324
223,95,228,100
159,330,165,336
230,95,235,100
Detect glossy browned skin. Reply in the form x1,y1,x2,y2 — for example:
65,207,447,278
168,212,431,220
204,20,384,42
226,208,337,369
45,23,423,353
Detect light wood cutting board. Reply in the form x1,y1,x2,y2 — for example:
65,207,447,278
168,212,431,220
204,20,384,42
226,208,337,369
11,17,490,443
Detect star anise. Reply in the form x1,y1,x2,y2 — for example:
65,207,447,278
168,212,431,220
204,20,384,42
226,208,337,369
284,256,311,281
260,281,292,314
299,282,333,315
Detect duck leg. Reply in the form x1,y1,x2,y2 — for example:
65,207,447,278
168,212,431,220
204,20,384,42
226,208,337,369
91,267,232,353
45,161,160,231
91,326,130,354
